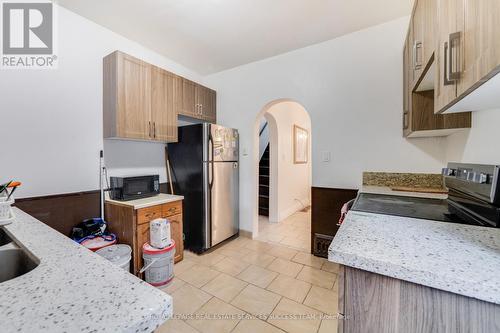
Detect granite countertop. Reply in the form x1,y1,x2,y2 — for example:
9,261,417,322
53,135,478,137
329,211,500,304
105,193,184,209
360,185,448,199
0,208,172,333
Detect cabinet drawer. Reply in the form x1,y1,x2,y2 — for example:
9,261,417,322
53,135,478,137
162,201,182,217
137,206,162,225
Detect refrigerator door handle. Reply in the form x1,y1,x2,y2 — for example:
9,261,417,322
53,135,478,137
209,134,215,189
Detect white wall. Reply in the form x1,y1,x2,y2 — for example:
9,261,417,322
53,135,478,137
206,17,448,233
445,109,500,164
265,101,311,222
0,5,206,198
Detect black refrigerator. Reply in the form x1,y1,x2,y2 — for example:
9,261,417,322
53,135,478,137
168,123,239,253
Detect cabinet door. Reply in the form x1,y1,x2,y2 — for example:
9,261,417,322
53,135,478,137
178,78,197,118
435,0,462,113
459,0,500,96
412,0,425,84
116,52,151,139
196,86,216,123
205,89,217,123
195,85,208,120
412,0,436,87
136,223,150,275
423,0,437,64
403,35,411,137
168,214,184,263
151,66,178,142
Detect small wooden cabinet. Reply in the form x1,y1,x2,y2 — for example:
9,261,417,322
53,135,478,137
178,78,217,123
105,198,184,277
403,0,472,137
406,0,500,118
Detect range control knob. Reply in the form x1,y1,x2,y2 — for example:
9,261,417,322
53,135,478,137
468,172,490,184
479,173,489,184
442,168,456,176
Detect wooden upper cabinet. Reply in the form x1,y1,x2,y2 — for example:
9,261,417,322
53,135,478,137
434,0,462,113
104,51,218,139
178,78,198,118
411,2,425,84
151,66,178,142
459,0,500,96
104,51,179,143
411,0,436,87
178,79,217,123
104,51,151,140
196,85,216,123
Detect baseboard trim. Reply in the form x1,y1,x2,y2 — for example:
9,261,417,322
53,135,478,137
239,229,252,239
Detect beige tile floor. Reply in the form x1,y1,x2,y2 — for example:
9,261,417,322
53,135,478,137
156,211,339,333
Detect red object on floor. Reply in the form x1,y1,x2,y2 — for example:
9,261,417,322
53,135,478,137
81,236,117,252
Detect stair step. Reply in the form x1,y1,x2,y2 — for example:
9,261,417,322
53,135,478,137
259,194,269,199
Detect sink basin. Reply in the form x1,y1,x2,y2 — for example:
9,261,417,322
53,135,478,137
0,249,39,283
0,228,12,246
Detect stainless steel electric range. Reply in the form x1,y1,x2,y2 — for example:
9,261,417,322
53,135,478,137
352,163,500,227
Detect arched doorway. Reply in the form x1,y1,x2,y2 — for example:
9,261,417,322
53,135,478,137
252,99,312,250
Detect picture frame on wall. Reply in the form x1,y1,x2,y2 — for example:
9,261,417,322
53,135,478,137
293,125,308,164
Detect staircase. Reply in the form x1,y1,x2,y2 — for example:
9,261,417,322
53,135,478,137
259,145,270,216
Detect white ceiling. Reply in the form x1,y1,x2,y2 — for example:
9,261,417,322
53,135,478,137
57,0,414,75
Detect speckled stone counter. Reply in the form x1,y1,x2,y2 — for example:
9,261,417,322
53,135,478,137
0,208,172,333
329,211,500,304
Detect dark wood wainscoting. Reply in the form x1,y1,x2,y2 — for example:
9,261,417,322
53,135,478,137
14,183,171,237
311,187,358,258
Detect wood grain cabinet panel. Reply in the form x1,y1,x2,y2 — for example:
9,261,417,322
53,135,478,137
137,205,162,225
434,0,462,113
403,0,471,137
104,51,151,140
161,201,182,218
459,0,500,96
339,265,500,333
178,78,198,118
106,200,184,276
168,214,184,263
105,51,217,138
151,66,178,142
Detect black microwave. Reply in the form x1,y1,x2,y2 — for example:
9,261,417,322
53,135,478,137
109,175,160,201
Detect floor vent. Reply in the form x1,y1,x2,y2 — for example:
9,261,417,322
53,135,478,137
313,233,333,258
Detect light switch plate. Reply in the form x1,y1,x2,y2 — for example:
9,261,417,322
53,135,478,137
322,151,331,162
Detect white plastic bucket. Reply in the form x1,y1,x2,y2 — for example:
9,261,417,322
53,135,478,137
96,244,132,271
0,197,14,221
141,240,175,287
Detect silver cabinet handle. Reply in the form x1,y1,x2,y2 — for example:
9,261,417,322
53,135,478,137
443,41,453,86
413,40,423,70
200,104,203,116
448,32,462,81
403,112,409,130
